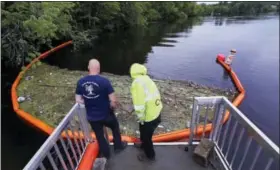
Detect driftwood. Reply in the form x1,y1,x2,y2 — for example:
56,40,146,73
36,84,75,88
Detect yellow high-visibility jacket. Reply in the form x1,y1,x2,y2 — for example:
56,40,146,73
130,63,163,122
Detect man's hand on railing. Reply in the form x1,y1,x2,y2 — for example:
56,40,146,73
78,103,85,108
75,94,84,104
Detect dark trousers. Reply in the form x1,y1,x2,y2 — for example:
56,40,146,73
139,115,161,159
89,111,122,158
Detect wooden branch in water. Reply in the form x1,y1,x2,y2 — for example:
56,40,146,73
35,84,75,88
152,79,165,83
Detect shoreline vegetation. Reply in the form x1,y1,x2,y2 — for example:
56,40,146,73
3,2,277,136
17,63,236,136
2,2,279,68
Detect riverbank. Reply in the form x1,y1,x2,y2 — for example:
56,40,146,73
17,63,236,136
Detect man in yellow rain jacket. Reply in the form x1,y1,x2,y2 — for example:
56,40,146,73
130,63,163,162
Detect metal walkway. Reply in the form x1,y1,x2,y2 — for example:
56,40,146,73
106,144,215,170
23,96,279,170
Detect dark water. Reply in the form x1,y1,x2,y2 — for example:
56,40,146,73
2,66,47,170
2,16,279,169
46,16,279,145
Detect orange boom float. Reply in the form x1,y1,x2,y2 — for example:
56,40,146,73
11,42,245,143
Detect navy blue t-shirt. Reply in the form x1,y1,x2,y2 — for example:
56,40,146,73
76,75,114,121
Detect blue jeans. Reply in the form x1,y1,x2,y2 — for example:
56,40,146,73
89,111,122,158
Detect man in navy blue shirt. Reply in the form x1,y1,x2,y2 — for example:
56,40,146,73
75,59,127,159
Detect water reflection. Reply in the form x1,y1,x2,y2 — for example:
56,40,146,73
154,43,175,47
223,69,230,80
212,15,277,26
44,16,279,146
161,39,178,43
44,18,203,75
214,17,225,26
4,15,279,169
225,19,248,25
214,16,254,26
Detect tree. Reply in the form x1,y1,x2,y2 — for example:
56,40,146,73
1,2,76,66
6,2,277,68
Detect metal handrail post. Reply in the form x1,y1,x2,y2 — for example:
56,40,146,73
188,98,199,147
77,104,93,143
23,104,79,170
211,102,225,141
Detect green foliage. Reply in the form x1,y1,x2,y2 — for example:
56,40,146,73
2,2,278,67
144,8,161,22
151,2,189,21
200,2,279,16
119,2,147,27
1,2,76,67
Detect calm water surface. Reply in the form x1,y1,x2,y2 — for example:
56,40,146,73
2,16,279,169
47,16,279,144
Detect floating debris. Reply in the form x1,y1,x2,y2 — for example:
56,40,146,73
26,95,32,101
16,63,235,136
17,96,26,103
186,121,191,128
25,76,33,81
158,125,164,128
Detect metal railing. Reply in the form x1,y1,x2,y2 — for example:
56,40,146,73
23,96,280,170
23,104,93,170
188,96,279,170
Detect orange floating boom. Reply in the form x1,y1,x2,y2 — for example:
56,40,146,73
11,44,245,143
11,44,245,170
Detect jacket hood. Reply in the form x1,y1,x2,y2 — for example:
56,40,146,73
130,63,147,79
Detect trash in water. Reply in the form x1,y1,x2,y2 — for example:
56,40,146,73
25,76,33,81
158,125,164,128
186,121,191,128
17,96,26,103
16,63,235,137
26,95,32,101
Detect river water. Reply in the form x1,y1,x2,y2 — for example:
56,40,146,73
2,16,279,169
